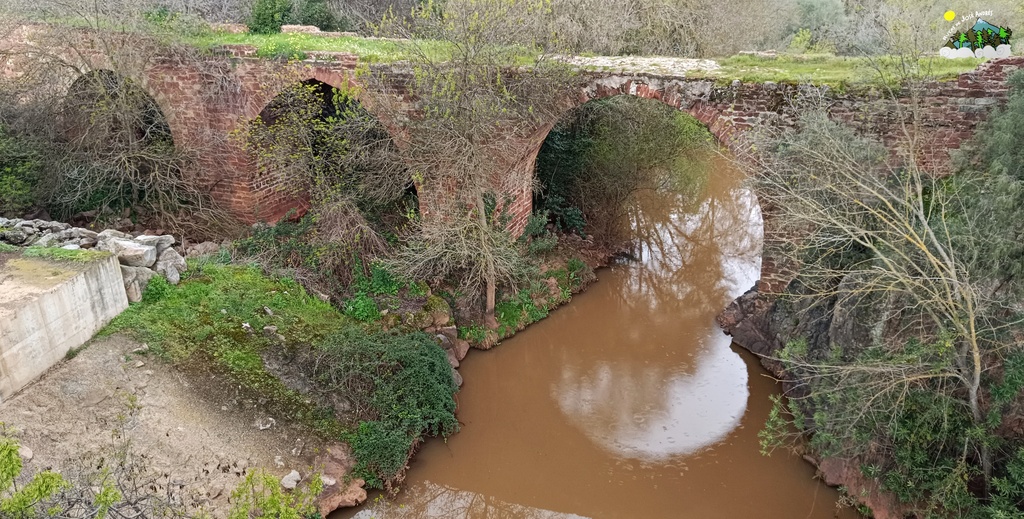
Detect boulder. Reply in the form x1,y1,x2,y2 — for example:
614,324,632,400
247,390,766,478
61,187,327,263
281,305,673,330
438,325,458,341
452,367,463,387
453,339,470,361
135,234,175,256
105,238,157,267
280,470,301,490
154,248,187,285
445,348,460,369
162,266,181,285
317,478,367,517
97,229,130,241
34,232,62,248
187,241,220,257
121,266,156,303
0,228,28,245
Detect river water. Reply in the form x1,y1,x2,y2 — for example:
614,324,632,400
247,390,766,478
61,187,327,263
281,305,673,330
339,163,858,519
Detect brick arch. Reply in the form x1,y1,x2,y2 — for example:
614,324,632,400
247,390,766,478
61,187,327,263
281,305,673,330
64,68,180,147
506,74,753,231
238,69,414,222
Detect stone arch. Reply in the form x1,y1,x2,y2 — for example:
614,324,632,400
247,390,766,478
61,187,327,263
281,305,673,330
508,74,744,230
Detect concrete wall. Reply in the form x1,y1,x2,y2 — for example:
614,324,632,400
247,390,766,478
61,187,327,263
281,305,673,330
0,254,129,402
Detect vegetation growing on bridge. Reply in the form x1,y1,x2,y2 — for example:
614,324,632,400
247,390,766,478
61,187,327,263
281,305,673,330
3,0,1024,516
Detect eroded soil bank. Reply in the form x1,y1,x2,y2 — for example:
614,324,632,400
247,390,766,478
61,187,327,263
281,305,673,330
338,162,860,518
0,334,326,515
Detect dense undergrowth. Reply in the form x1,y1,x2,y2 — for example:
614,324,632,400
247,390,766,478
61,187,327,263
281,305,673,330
100,261,458,488
754,70,1024,517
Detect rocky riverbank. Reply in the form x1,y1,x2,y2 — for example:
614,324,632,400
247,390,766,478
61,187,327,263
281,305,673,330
717,284,901,519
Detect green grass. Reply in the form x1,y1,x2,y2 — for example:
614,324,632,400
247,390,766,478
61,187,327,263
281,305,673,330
691,53,985,89
101,263,350,436
188,30,452,62
101,261,460,488
0,243,19,253
22,246,109,262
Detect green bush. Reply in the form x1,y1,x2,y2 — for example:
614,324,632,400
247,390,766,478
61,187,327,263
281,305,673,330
296,0,350,31
521,210,549,239
527,233,558,256
343,292,380,321
249,0,294,34
312,330,458,488
0,129,40,218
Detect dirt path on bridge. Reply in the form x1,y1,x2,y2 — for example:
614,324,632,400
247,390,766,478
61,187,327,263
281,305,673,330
0,334,325,517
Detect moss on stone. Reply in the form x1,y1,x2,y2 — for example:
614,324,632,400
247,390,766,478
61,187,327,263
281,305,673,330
22,246,109,262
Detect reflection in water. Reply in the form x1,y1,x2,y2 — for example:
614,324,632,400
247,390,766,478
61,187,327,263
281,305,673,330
353,482,589,519
553,178,762,459
554,332,748,459
338,160,856,519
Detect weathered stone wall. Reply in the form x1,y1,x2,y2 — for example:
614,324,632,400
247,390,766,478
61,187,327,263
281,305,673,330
0,254,128,402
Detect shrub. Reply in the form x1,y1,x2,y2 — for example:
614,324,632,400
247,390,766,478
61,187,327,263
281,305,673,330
249,0,293,34
310,330,458,489
521,210,549,239
0,129,40,218
527,233,559,256
296,0,350,31
343,292,380,321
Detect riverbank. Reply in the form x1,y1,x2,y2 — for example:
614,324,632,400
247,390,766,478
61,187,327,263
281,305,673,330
339,161,859,519
0,230,605,516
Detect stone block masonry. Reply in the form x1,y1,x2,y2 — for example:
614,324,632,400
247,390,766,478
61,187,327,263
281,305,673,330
0,253,128,402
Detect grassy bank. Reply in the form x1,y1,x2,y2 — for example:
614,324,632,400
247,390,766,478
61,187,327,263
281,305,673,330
97,249,595,488
187,30,450,61
689,53,985,88
100,260,458,488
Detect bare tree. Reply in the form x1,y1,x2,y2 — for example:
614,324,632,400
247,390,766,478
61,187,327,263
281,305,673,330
0,2,239,236
748,107,1024,498
365,0,579,326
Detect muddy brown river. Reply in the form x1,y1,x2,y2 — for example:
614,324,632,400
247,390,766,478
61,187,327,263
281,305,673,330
339,164,859,519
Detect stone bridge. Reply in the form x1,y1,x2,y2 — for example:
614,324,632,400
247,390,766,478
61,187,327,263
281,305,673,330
3,25,1023,291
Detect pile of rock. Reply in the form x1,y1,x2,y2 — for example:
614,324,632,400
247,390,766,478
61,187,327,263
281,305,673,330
0,218,99,249
0,218,187,303
95,230,187,302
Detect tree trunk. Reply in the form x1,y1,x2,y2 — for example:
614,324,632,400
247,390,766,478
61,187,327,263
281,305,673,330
474,190,499,329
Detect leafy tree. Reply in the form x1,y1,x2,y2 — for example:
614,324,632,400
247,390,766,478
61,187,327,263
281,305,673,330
297,0,349,31
249,0,293,34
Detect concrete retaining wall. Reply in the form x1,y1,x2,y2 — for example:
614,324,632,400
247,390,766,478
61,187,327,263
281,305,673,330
0,254,129,402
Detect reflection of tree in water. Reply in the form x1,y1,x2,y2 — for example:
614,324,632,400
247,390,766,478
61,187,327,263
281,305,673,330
551,160,762,461
617,162,762,324
355,482,588,519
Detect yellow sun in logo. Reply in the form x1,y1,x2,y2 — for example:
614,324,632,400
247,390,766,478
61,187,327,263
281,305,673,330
944,10,956,22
